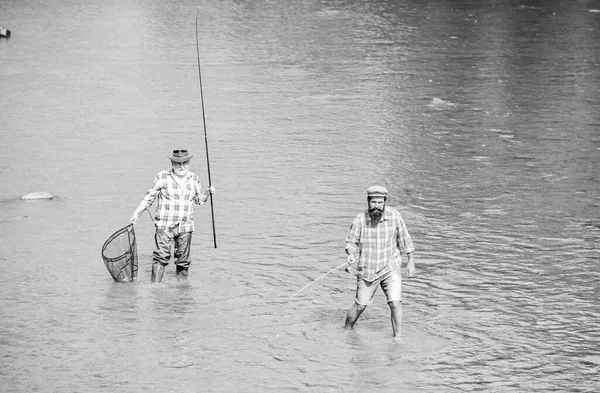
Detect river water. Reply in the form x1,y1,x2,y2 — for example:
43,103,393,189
1,0,599,392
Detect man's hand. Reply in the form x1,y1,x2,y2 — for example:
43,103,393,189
207,185,215,194
129,206,145,225
347,253,355,264
345,253,356,273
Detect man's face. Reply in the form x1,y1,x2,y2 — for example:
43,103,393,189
171,160,190,177
368,196,385,221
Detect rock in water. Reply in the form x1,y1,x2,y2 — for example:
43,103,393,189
21,192,53,200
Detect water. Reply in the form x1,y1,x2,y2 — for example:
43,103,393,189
1,0,599,392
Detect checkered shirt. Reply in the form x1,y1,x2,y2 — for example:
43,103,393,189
345,207,415,282
138,169,205,232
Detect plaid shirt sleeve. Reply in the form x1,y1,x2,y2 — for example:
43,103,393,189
192,174,204,205
396,213,415,254
345,213,363,255
139,173,163,209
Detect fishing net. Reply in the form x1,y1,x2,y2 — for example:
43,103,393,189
101,224,138,282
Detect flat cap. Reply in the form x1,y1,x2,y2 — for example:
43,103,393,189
367,185,388,197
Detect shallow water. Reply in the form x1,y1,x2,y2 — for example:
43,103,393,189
1,0,599,392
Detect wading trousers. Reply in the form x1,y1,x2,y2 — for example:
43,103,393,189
151,229,193,282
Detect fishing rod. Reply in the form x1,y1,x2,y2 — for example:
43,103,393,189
195,11,217,249
290,262,357,299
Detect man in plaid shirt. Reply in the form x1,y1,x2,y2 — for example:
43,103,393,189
344,186,415,339
129,150,215,283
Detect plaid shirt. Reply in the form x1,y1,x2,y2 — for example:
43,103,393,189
138,169,205,232
345,207,415,282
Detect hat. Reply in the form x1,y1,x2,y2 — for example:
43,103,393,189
168,149,194,163
367,186,388,197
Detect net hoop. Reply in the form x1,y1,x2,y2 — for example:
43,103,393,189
101,224,139,282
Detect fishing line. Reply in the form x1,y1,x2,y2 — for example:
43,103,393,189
290,262,357,299
195,10,217,249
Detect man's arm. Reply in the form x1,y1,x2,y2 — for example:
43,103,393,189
192,174,215,205
406,252,415,278
345,216,361,265
195,185,215,205
397,214,415,278
129,176,161,225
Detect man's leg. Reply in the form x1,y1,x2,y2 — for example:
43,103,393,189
152,230,172,283
174,232,192,278
345,276,375,330
381,267,403,338
151,263,165,283
388,300,402,338
345,303,367,329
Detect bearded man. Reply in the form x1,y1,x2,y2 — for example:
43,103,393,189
344,186,415,339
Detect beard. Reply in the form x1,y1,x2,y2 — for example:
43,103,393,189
369,207,384,222
174,167,188,176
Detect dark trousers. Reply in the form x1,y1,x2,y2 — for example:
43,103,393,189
152,229,193,272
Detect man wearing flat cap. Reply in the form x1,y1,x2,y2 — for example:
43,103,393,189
129,150,215,283
344,185,415,339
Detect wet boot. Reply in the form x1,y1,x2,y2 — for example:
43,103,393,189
151,263,165,283
175,265,189,280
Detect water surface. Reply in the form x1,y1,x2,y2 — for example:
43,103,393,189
1,0,599,392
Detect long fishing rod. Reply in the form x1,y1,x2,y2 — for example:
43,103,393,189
290,262,355,299
195,11,217,249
